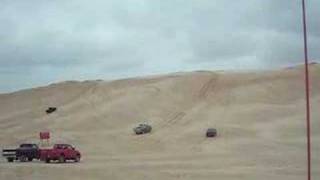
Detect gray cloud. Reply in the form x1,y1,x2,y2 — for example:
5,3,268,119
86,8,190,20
0,0,319,92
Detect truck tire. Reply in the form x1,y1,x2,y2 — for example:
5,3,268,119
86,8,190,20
7,157,14,162
74,155,80,162
19,156,27,162
28,157,33,161
58,155,65,163
45,158,50,163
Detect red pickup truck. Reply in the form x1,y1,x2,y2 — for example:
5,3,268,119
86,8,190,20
40,144,81,163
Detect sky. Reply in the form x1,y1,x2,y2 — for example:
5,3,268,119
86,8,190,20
0,0,319,93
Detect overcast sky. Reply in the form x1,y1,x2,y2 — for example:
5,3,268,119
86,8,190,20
0,0,319,93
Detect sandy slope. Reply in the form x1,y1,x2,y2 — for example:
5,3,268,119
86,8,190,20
0,64,319,180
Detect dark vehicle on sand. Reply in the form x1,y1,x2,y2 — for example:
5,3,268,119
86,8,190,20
133,124,152,135
2,144,40,162
206,128,217,137
46,107,57,114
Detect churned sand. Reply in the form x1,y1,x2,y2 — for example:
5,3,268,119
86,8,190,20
0,64,319,180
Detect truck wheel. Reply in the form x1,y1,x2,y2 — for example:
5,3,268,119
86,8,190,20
7,157,14,162
74,155,80,162
28,157,33,161
58,155,65,163
19,156,27,162
45,158,50,163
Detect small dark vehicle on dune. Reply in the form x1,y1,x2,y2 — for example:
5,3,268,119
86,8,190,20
133,124,152,135
206,128,217,137
2,144,40,162
46,107,57,114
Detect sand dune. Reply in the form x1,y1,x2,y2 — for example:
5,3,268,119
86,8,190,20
0,64,319,180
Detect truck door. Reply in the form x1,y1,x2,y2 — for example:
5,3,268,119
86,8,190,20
65,145,76,158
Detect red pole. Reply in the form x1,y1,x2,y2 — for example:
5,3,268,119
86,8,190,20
301,0,311,180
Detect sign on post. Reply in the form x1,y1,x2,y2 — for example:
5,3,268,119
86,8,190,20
39,132,50,146
40,132,50,140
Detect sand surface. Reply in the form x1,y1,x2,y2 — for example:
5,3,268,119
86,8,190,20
0,64,319,180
